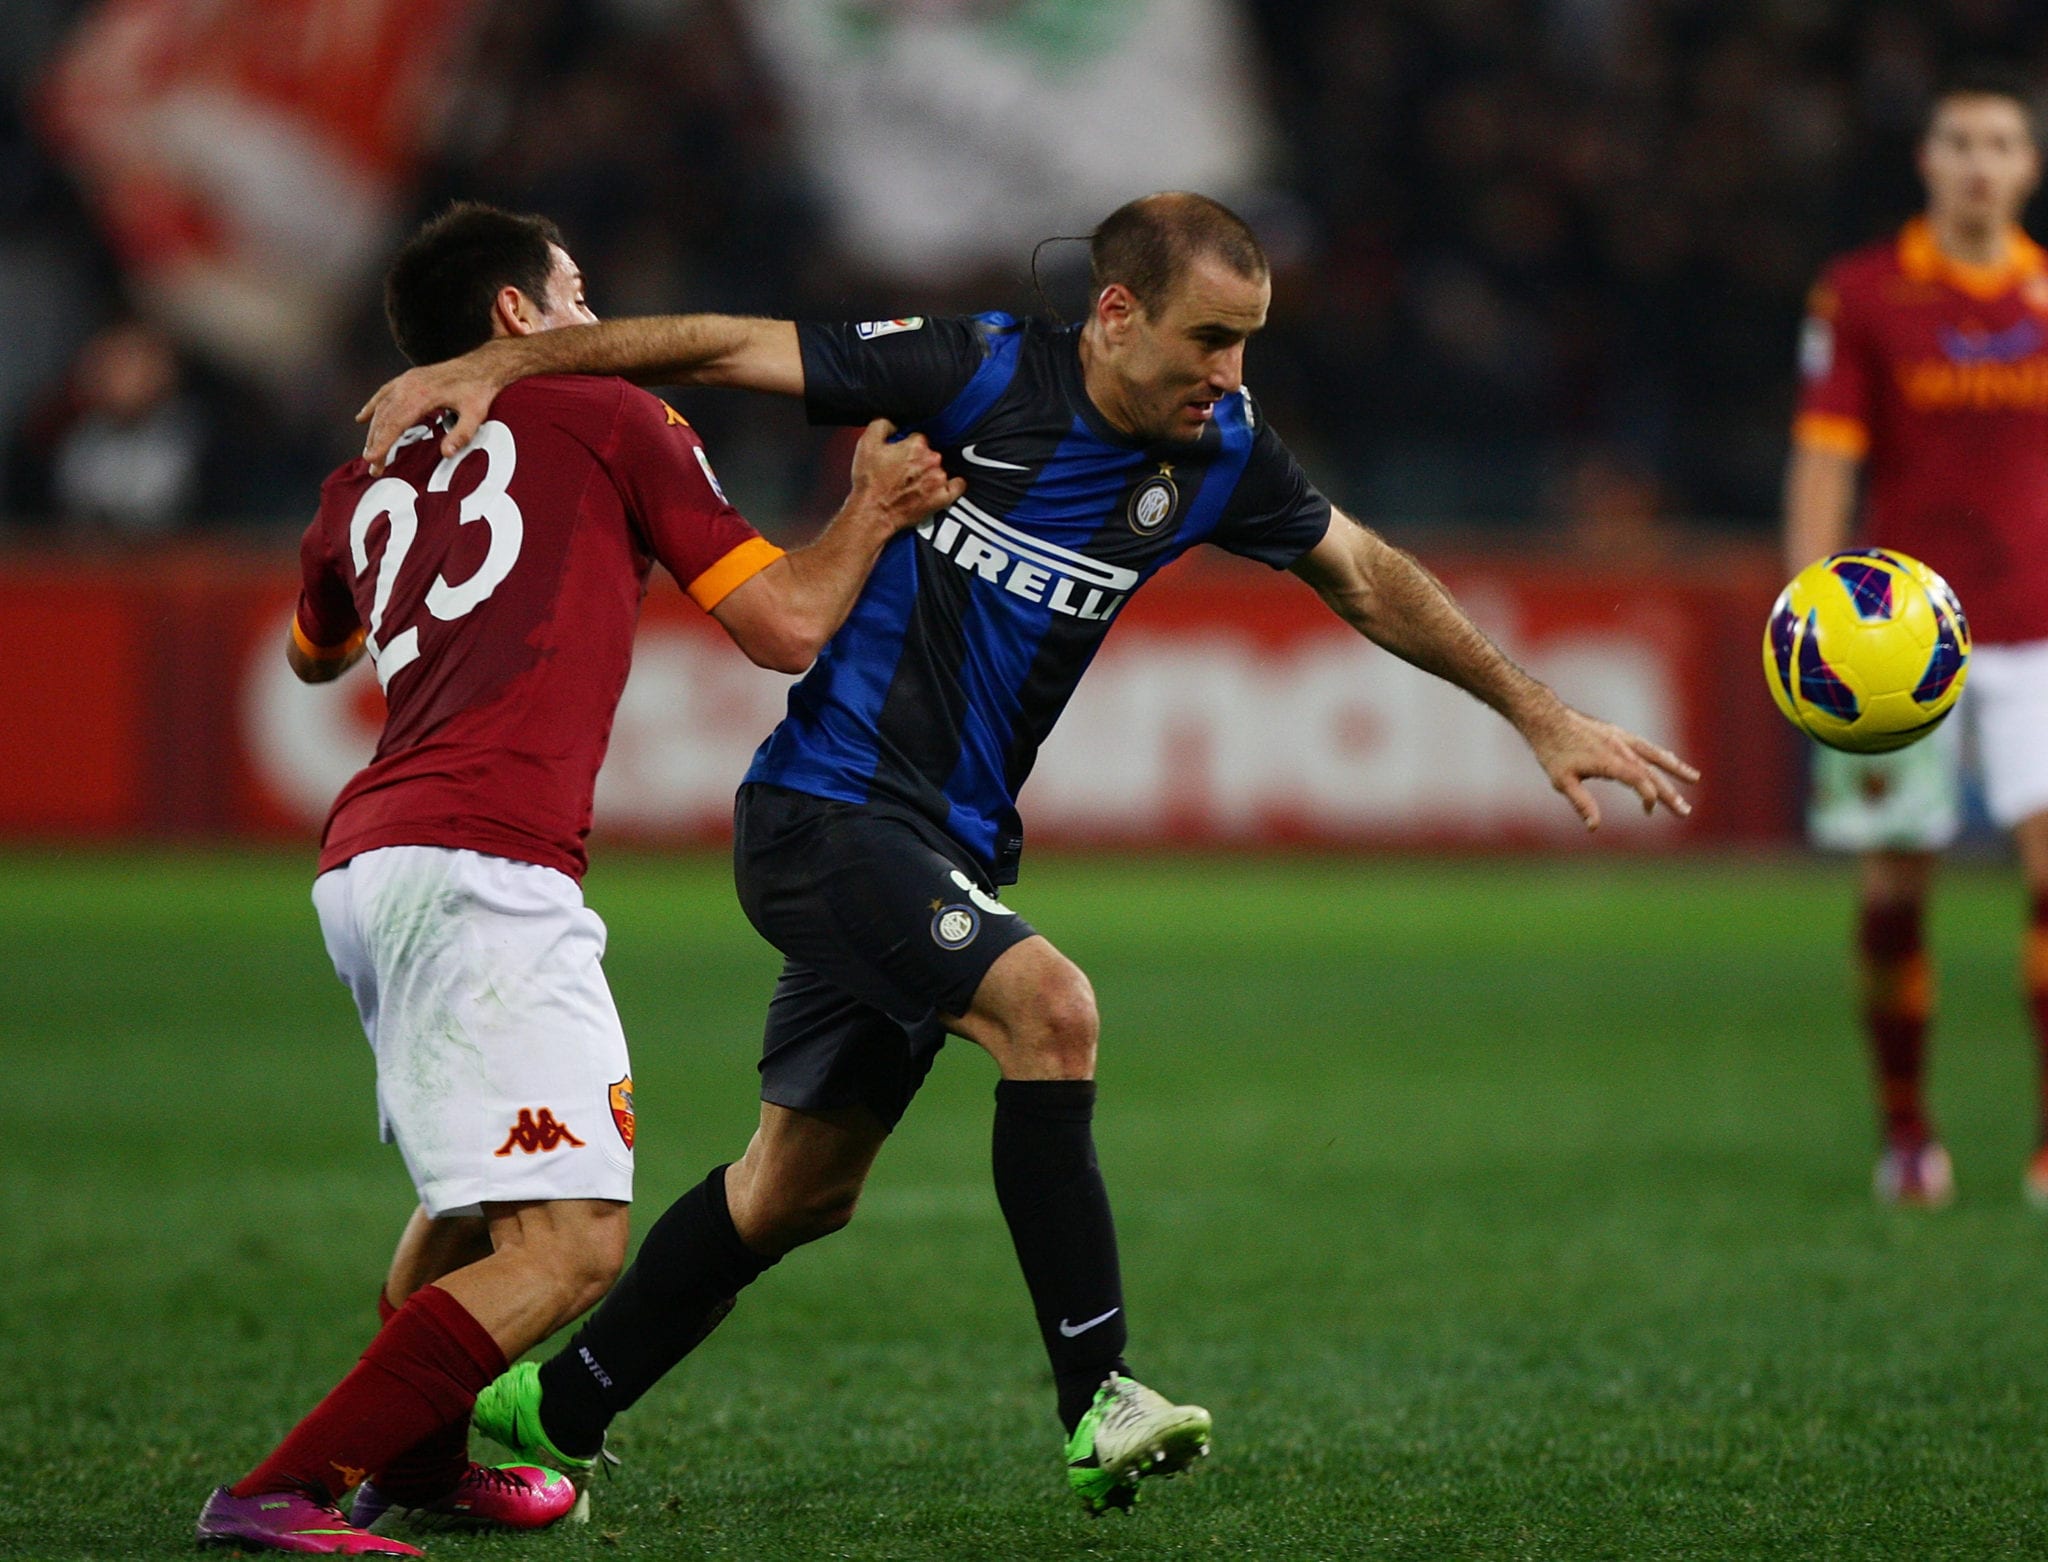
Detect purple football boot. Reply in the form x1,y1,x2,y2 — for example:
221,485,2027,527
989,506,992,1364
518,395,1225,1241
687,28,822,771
195,1485,424,1555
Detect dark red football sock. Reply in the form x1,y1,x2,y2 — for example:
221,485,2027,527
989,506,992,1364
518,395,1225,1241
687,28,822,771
232,1284,506,1504
1860,900,1931,1142
365,1287,475,1502
2027,894,2048,1142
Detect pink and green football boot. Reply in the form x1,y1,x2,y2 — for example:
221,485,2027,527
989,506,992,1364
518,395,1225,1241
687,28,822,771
195,1485,424,1556
349,1461,581,1533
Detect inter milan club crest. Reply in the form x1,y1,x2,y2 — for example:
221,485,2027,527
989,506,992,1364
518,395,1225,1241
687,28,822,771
1127,463,1180,536
609,1075,635,1151
931,900,980,949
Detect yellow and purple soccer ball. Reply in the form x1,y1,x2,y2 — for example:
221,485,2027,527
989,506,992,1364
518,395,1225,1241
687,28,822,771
1763,548,1970,754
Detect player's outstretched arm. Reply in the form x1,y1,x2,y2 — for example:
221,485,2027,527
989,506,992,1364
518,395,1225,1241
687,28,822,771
357,316,802,473
1291,510,1698,830
711,420,966,674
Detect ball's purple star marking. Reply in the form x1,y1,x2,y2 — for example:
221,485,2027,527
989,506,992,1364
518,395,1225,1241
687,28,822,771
1829,557,1895,621
1797,608,1860,720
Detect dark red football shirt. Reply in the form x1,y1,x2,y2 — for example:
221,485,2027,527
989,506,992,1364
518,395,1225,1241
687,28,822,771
1795,217,2048,643
294,374,781,881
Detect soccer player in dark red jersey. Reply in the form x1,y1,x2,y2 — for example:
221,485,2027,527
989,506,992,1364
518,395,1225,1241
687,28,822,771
357,193,1694,1519
194,204,961,1556
1787,68,2048,1208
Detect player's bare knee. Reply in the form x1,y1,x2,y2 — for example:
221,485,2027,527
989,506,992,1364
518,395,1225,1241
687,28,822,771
1022,961,1098,1075
557,1225,627,1318
798,1187,862,1243
527,1203,628,1315
759,1182,861,1251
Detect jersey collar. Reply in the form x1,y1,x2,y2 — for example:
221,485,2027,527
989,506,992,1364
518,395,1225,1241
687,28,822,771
1897,215,2046,300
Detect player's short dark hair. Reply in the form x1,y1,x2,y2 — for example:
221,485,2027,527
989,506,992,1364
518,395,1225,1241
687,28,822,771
1926,62,2040,138
384,202,566,365
1089,192,1268,315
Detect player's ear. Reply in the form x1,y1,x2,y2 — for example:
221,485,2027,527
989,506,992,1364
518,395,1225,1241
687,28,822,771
492,284,536,339
1096,283,1139,342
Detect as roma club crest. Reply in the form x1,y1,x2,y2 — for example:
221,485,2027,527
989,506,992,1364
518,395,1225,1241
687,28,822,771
1127,463,1180,536
609,1075,636,1152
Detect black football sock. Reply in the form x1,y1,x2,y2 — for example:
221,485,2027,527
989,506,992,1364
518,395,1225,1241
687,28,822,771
991,1078,1131,1432
536,1164,776,1456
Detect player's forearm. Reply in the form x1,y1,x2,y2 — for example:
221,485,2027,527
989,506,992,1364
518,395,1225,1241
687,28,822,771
1320,530,1558,728
479,316,801,394
774,499,902,651
718,502,900,673
1782,444,1859,575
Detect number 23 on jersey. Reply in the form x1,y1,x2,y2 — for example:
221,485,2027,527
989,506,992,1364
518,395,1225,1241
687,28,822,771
348,420,526,688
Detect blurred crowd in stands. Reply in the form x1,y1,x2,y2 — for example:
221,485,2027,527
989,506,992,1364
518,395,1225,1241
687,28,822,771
4,0,2046,546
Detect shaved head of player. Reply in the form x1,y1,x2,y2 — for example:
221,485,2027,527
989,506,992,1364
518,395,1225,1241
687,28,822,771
1076,193,1272,444
195,203,959,1554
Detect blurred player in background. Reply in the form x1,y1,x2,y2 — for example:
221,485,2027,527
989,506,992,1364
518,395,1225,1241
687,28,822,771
1786,68,2048,1208
196,203,958,1556
362,191,1695,1518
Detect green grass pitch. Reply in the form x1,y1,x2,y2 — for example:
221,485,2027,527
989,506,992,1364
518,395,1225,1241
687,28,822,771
4,849,2048,1560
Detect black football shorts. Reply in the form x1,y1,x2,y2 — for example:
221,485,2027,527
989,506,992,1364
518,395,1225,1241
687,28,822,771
732,783,1040,1128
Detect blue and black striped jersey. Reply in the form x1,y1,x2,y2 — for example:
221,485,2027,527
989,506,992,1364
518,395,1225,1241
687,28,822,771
745,312,1333,882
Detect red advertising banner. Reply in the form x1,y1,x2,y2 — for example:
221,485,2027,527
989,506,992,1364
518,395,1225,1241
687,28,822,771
7,544,1798,851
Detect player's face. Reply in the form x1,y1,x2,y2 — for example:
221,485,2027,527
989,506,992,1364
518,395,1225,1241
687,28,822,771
1113,256,1271,442
1920,96,2039,229
530,245,598,331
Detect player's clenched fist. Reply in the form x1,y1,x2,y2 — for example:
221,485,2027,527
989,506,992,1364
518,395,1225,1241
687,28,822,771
849,419,967,529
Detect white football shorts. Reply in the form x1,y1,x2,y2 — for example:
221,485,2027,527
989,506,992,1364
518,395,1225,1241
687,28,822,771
313,845,634,1218
1810,638,2048,852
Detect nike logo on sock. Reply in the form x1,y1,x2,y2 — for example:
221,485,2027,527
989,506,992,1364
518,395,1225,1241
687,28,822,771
1058,1307,1121,1337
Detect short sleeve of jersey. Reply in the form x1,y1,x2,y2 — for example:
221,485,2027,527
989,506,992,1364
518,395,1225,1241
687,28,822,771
1209,410,1333,568
604,386,783,609
798,316,995,427
293,501,361,657
1792,263,1874,459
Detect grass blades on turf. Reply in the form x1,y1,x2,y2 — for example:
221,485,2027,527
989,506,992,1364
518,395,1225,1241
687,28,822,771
2,850,2046,1560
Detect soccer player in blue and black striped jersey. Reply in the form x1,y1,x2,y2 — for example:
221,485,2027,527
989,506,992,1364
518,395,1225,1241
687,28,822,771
363,192,1698,1516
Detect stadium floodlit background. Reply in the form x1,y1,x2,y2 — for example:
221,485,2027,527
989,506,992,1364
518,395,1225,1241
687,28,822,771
7,4,2048,1559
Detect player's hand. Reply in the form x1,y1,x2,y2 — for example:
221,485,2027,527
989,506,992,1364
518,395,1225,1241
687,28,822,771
1515,697,1699,830
356,342,516,474
849,420,966,530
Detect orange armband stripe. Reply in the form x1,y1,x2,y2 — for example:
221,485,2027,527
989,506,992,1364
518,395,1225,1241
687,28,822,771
292,617,367,662
687,536,785,611
1793,411,1869,459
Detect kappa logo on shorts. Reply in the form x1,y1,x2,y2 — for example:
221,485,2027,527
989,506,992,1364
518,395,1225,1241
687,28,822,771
493,1108,587,1157
609,1076,636,1152
931,903,980,948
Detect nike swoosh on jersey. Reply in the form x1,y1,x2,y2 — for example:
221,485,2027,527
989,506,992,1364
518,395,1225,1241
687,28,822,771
1057,1307,1122,1337
961,442,1031,471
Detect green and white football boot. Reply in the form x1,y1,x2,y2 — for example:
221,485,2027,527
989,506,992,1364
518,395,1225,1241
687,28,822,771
1063,1373,1212,1515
